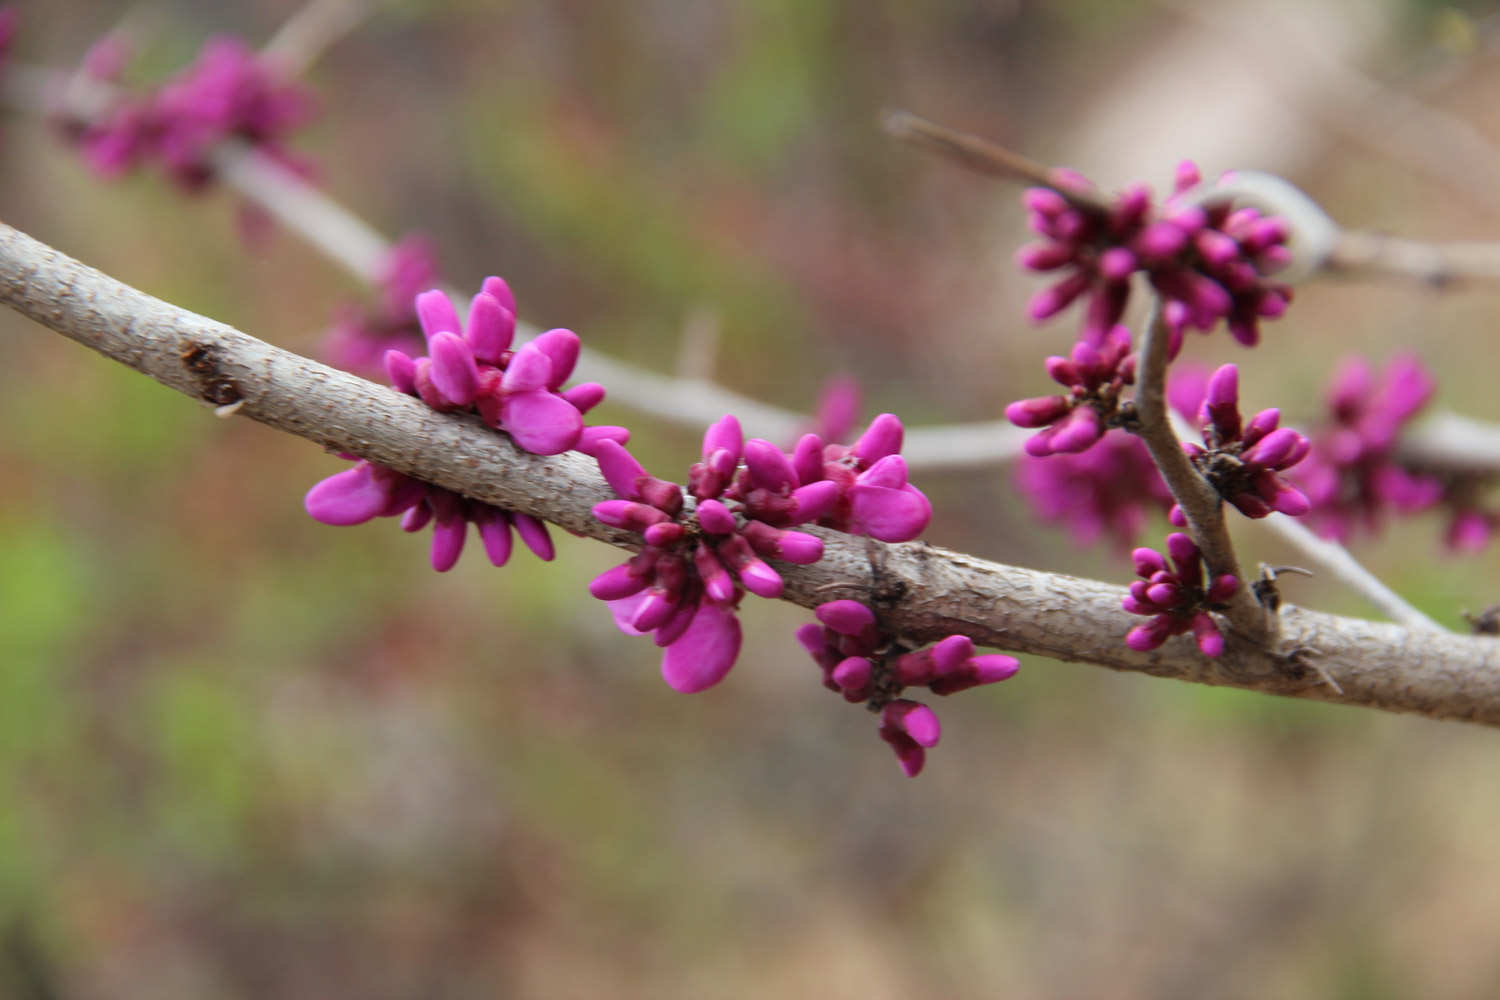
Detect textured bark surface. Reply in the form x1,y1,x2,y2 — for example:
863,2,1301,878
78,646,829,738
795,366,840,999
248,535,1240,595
4,222,1499,724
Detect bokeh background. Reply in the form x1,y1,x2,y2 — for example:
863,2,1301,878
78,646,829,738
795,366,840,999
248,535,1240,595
3,0,1500,996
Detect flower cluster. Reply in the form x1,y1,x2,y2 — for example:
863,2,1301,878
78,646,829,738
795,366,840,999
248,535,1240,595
1178,363,1311,519
789,414,932,541
1005,323,1135,456
1293,355,1497,550
796,600,1020,777
1122,533,1240,656
590,413,933,693
589,418,832,693
305,459,556,572
1019,162,1292,348
386,278,614,455
58,36,315,193
321,236,439,374
1292,355,1441,542
1015,431,1172,550
306,278,622,570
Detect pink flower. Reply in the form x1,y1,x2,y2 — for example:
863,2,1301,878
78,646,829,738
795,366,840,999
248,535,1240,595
796,599,1019,777
1121,533,1239,657
1018,162,1291,347
306,277,620,571
1005,324,1135,456
1175,363,1311,520
590,417,829,693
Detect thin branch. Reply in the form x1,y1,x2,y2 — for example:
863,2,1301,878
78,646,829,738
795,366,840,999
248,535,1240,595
882,110,1112,213
1322,232,1500,287
1400,411,1500,473
4,222,1500,723
1164,410,1445,633
261,0,376,78
1132,299,1271,645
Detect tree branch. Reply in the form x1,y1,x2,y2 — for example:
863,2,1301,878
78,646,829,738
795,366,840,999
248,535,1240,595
5,222,1500,725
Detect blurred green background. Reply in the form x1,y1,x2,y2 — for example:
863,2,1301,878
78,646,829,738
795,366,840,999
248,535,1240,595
3,0,1500,996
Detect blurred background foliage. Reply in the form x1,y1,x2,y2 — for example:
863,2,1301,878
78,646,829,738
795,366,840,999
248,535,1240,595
3,0,1500,996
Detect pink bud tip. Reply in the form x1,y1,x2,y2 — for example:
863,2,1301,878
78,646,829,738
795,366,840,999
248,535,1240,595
415,289,462,342
852,414,904,464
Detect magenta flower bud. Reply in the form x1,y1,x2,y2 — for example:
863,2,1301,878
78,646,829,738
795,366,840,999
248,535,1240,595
426,518,467,573
712,533,773,591
792,434,825,484
702,414,743,462
530,328,581,388
744,438,798,492
815,600,878,639
1097,247,1136,282
660,602,742,693
1022,187,1068,216
632,591,679,633
383,349,417,394
305,464,391,525
401,503,432,532
883,700,941,748
856,454,909,491
1207,574,1240,603
788,480,839,523
562,382,606,414
594,440,647,500
1126,618,1174,652
590,563,649,600
415,288,461,341
1242,408,1280,446
848,482,931,542
1132,547,1167,577
1135,220,1189,261
1145,582,1179,606
1191,611,1225,657
795,622,829,659
1017,243,1075,271
501,390,583,454
1269,482,1311,516
696,498,738,535
479,275,516,314
1045,405,1103,454
637,477,684,517
967,654,1021,684
465,292,514,363
852,414,904,464
476,509,514,566
1166,532,1200,570
427,331,479,406
741,521,823,564
1028,271,1091,320
693,543,737,604
649,596,695,648
1241,426,1304,469
930,635,975,678
498,513,549,560
831,656,873,696
500,343,554,394
593,499,668,531
644,522,685,547
1005,395,1072,429
576,425,631,456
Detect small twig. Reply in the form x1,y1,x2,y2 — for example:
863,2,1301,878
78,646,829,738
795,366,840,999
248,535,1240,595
1322,232,1500,287
881,110,1112,213
1133,298,1269,645
1399,411,1500,473
261,0,376,78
